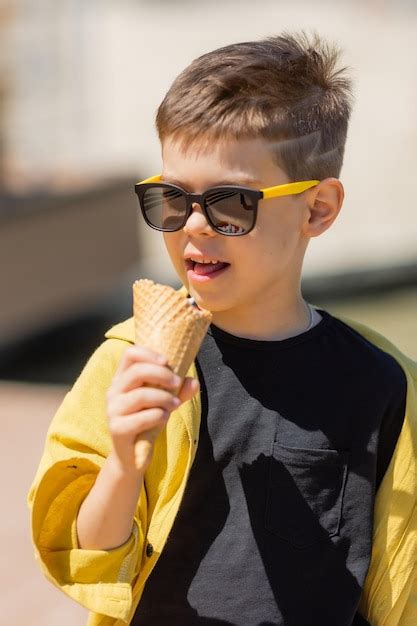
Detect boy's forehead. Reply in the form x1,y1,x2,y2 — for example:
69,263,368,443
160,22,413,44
161,135,287,187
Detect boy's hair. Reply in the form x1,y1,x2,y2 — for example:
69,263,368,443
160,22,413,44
155,31,353,181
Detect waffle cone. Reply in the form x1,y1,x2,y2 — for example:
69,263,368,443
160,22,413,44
132,279,212,469
133,279,212,378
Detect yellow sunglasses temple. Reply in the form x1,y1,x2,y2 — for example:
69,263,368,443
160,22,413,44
262,180,319,199
137,174,162,184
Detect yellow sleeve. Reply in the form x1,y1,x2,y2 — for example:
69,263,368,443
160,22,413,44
358,361,417,626
27,338,147,621
396,567,417,625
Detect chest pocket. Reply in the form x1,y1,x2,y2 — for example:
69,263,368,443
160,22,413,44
265,443,349,549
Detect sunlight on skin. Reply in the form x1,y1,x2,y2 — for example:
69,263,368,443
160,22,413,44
161,136,344,340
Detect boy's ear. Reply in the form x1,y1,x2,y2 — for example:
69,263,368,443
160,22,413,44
302,178,344,238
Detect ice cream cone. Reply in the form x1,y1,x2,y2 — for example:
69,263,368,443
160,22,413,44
132,279,212,469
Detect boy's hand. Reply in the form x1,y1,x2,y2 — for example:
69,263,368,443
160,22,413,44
106,345,199,473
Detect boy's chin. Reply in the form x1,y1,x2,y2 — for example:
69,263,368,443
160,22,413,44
185,287,233,314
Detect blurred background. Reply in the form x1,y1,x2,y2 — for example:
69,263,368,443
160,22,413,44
1,0,416,624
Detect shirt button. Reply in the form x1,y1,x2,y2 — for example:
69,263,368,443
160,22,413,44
146,543,154,557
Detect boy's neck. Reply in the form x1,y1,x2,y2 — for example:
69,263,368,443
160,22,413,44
210,294,321,342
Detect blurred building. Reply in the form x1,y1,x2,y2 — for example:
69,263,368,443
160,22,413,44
1,1,128,191
1,0,416,349
0,1,141,350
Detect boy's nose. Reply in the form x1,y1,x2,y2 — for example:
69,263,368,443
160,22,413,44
183,202,216,237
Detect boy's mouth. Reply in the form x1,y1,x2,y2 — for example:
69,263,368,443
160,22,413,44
186,259,229,274
184,256,230,281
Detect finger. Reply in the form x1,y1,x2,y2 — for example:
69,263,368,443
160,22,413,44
177,377,200,404
109,387,180,417
114,345,168,379
109,407,169,439
112,362,181,394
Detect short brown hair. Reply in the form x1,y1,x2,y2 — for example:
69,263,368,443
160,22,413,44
155,31,353,181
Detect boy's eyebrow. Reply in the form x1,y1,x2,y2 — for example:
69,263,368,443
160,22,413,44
161,175,261,187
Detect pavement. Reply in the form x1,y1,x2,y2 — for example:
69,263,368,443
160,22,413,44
2,381,87,626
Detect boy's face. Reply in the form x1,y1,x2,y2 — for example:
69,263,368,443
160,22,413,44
161,136,312,323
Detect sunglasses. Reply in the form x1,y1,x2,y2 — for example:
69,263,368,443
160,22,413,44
134,175,319,236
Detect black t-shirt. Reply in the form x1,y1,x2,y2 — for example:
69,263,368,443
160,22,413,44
133,309,407,626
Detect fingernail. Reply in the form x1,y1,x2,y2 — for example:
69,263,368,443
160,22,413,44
172,397,181,406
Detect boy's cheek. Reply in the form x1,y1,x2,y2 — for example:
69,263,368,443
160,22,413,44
163,234,186,276
163,232,179,259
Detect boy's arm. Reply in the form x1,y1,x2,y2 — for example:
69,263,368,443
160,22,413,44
75,449,145,551
27,338,145,621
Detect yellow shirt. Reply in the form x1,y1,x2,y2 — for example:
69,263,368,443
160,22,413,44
27,312,417,625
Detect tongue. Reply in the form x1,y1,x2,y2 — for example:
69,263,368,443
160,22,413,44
193,262,228,275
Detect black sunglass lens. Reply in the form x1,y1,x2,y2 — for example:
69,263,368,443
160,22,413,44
141,186,187,230
205,189,256,234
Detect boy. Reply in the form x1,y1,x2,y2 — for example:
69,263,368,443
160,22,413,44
28,32,416,625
